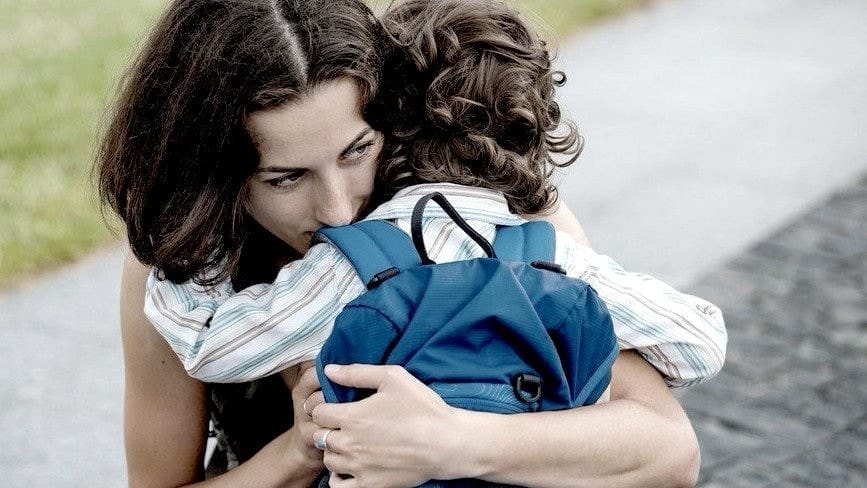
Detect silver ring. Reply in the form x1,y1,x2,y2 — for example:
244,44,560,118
302,397,313,417
314,429,333,451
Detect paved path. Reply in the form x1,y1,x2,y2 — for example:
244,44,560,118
1,0,866,486
681,172,867,487
0,245,126,485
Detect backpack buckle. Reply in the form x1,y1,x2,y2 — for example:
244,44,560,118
513,373,543,403
367,267,400,289
531,261,567,275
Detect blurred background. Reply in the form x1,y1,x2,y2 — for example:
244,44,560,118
1,0,864,486
0,0,648,288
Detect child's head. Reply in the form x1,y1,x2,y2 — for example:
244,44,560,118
378,0,583,214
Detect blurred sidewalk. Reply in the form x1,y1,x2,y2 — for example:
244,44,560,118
1,0,866,486
682,171,867,487
0,245,126,485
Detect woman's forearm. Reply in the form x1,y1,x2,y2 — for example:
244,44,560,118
315,352,699,487
182,430,321,488
443,351,700,488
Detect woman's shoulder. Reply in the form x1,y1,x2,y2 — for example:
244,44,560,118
119,249,200,384
121,249,150,297
120,250,152,327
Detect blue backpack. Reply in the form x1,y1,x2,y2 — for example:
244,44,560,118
314,192,618,486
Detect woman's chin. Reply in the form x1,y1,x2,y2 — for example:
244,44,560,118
290,232,316,254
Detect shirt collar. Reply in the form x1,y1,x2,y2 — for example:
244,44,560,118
364,183,526,226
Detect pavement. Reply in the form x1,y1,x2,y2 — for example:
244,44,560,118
0,245,126,485
1,0,866,486
681,171,867,487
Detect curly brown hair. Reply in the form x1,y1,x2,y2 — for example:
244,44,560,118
96,0,389,286
375,0,584,214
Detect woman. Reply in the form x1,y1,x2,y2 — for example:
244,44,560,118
98,0,703,486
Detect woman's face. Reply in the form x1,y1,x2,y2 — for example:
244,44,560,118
245,78,383,254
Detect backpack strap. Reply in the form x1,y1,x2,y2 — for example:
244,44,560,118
315,221,421,289
493,221,557,263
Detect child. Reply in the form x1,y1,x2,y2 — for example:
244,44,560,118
144,0,725,391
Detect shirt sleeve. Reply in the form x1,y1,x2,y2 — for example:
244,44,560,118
556,232,727,388
143,243,365,383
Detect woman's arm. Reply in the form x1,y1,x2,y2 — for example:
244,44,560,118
313,352,699,488
120,251,323,487
451,351,700,487
121,251,210,485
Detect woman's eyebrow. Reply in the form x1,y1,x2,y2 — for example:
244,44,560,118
255,166,302,174
255,128,374,174
338,128,373,157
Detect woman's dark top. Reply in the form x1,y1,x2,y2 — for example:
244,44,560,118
205,377,331,488
205,376,295,475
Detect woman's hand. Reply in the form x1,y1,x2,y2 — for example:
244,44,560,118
311,364,456,488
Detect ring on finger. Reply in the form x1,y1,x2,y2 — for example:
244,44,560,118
301,397,313,417
314,429,333,451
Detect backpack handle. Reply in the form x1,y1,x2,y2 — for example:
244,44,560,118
411,192,497,265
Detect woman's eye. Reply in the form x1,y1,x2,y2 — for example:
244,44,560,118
344,141,374,161
265,171,305,189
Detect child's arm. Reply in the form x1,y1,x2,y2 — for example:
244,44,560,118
143,243,364,383
557,232,727,388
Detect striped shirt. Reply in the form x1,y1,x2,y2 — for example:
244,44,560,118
145,183,726,387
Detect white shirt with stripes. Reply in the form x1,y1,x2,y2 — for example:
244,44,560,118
145,183,726,387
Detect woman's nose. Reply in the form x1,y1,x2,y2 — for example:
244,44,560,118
314,179,354,227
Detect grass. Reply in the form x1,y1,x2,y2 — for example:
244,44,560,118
0,0,163,285
0,0,646,287
510,0,649,37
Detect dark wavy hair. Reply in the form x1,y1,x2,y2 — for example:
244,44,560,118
97,0,389,286
375,0,583,214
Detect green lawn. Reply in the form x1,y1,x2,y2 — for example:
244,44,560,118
513,0,648,36
0,0,162,285
0,0,645,287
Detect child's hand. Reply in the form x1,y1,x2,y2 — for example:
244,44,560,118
289,362,326,467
